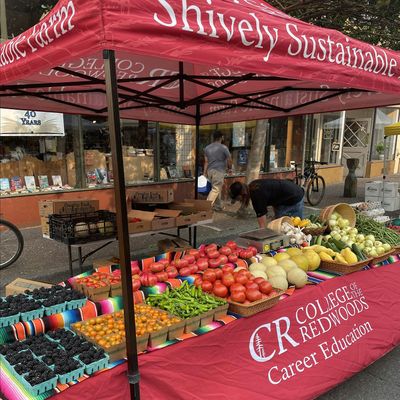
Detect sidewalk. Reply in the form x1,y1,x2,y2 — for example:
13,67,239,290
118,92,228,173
0,176,399,400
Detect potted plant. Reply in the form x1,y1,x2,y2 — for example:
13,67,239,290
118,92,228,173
375,142,385,160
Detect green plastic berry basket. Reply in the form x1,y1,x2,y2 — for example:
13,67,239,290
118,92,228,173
20,307,45,322
83,354,110,375
57,364,85,384
44,302,67,316
19,374,58,396
66,298,87,310
0,313,20,327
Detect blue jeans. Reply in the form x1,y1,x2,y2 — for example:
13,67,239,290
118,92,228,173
274,197,304,219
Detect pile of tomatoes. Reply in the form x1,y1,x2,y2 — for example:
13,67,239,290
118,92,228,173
194,264,276,304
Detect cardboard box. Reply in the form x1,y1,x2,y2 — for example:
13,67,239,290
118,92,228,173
158,238,192,252
176,213,200,226
170,199,212,225
93,258,119,269
152,217,176,231
41,216,49,237
39,200,99,217
6,278,53,296
365,181,382,196
84,284,110,302
365,194,382,203
381,197,400,212
128,210,154,233
382,182,399,198
130,188,174,204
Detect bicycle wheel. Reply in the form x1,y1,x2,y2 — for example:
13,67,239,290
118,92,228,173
0,219,24,270
306,175,326,206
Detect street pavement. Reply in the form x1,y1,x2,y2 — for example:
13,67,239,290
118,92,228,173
0,176,399,399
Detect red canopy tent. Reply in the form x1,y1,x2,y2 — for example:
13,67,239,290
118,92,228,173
1,1,399,398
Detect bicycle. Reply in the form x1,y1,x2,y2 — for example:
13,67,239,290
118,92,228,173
293,160,327,206
0,219,24,270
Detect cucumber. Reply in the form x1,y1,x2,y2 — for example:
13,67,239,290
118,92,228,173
327,241,340,253
316,236,323,245
331,238,348,251
352,244,366,261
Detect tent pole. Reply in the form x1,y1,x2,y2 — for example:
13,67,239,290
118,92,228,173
193,104,201,247
103,49,140,400
382,135,387,207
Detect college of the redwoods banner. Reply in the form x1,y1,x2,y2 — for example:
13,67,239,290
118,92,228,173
55,262,400,400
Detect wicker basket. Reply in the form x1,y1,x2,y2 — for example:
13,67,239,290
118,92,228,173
320,258,372,275
319,203,356,228
370,249,396,264
302,225,327,236
267,217,293,233
228,289,283,317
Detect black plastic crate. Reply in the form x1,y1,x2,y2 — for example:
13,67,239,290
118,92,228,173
49,210,116,244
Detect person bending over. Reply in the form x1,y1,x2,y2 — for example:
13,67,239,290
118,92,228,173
229,179,304,228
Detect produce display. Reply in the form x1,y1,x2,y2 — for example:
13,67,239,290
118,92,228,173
72,306,182,350
0,287,86,327
0,330,107,395
281,222,311,245
321,211,395,258
146,281,226,319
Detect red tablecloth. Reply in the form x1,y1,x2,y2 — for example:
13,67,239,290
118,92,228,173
52,261,400,400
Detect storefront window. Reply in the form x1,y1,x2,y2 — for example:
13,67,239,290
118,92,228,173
371,107,399,160
269,118,287,170
319,112,343,164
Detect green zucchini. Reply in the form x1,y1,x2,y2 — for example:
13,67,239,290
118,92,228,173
331,238,348,251
352,244,366,261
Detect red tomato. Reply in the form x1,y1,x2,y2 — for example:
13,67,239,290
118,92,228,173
208,258,221,268
175,259,189,269
246,289,262,302
259,281,273,295
207,249,220,259
253,277,265,285
214,279,222,286
218,255,228,265
203,270,217,283
140,272,158,287
194,277,203,287
198,250,206,258
132,279,141,292
196,258,209,270
150,262,165,273
165,266,178,279
235,274,248,285
183,255,195,264
245,281,259,291
205,243,218,252
222,264,235,274
155,271,168,282
231,291,246,303
179,267,192,276
189,264,199,274
226,241,238,250
201,281,213,293
228,254,238,263
247,246,258,256
213,284,228,298
240,250,253,259
188,249,200,259
131,265,141,275
219,246,232,256
214,268,223,279
222,273,235,287
158,259,170,267
230,283,246,293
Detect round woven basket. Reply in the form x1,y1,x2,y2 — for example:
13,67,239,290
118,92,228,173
319,203,356,228
267,216,293,233
302,225,328,236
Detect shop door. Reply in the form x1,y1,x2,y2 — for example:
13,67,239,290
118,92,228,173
342,118,371,177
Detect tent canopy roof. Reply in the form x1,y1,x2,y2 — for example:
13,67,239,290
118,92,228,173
1,0,399,124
